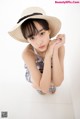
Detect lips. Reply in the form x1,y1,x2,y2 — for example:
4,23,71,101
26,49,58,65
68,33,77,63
39,45,45,48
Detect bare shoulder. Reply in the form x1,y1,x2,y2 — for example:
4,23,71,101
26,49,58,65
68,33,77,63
22,44,36,62
22,44,42,90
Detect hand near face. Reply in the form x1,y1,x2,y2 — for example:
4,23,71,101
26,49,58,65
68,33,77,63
46,34,65,57
46,39,57,57
54,34,65,49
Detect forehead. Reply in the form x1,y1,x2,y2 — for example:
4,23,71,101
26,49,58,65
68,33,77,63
33,21,43,31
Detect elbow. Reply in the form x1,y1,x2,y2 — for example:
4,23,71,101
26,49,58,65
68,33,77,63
54,78,64,87
32,83,48,93
40,87,48,93
55,83,62,87
40,83,49,93
32,83,41,90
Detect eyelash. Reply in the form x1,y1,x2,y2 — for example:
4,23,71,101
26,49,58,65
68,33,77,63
40,32,45,35
30,36,35,40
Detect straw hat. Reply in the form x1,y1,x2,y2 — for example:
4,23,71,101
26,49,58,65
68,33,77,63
8,7,61,42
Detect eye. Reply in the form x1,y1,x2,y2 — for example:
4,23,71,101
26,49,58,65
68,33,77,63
40,32,45,35
30,36,35,40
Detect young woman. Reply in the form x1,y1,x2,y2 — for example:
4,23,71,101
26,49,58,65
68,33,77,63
8,7,65,94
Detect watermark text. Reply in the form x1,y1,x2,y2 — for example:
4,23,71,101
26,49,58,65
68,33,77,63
55,1,80,4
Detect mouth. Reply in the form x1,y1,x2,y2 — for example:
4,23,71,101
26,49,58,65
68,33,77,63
39,45,45,49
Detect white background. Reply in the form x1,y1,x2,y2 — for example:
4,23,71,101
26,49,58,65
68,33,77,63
0,0,80,119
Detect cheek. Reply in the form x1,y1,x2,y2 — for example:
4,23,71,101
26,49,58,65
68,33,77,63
28,39,34,44
30,41,37,47
44,35,50,43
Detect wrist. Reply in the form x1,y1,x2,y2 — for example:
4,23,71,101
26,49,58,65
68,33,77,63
45,52,52,59
52,47,58,57
54,46,59,52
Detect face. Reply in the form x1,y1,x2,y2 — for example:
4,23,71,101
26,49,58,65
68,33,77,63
27,21,50,53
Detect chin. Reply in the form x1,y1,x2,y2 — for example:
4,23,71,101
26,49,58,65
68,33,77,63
39,47,47,52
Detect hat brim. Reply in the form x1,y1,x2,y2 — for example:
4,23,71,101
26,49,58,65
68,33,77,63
8,15,61,43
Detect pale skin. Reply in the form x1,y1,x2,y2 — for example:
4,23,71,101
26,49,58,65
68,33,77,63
22,21,65,94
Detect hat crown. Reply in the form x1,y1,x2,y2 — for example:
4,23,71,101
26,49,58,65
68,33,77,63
21,7,46,17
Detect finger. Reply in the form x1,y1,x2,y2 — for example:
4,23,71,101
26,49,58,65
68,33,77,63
56,34,65,40
56,39,61,44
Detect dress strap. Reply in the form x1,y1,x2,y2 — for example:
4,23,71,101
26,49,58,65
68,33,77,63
33,48,43,61
33,48,38,55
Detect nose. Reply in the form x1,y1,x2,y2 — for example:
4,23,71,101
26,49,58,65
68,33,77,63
36,37,43,46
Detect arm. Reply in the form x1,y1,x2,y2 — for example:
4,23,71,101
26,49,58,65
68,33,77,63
39,53,51,93
39,40,60,93
22,44,52,93
52,34,65,86
52,46,65,86
40,37,65,91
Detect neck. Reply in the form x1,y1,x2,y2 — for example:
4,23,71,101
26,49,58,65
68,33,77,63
35,49,46,59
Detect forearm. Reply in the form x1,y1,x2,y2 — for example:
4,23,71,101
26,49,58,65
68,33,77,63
52,48,64,86
40,55,51,93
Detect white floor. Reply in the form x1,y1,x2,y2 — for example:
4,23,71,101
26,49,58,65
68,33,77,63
0,72,74,119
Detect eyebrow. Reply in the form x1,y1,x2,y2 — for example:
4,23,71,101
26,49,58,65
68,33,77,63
28,28,44,38
38,28,44,33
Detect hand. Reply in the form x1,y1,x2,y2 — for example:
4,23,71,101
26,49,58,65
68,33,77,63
54,34,65,49
46,39,58,57
46,34,65,57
